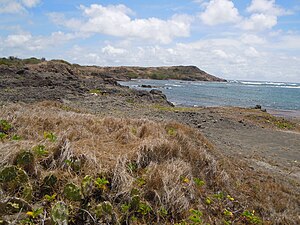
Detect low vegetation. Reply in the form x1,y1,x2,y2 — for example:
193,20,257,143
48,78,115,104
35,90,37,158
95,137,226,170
0,102,299,224
245,112,297,130
0,57,45,67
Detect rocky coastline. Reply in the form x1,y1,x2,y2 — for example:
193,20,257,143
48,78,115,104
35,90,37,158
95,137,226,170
0,58,299,224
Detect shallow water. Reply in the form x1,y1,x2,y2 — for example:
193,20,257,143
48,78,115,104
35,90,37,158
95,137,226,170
119,79,300,111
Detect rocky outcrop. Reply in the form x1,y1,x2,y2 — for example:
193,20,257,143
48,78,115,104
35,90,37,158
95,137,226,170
0,61,172,106
85,65,226,82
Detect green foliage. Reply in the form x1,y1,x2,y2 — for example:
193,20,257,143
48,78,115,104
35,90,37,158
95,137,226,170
96,201,113,217
127,72,139,79
0,166,29,183
166,127,177,136
21,183,33,201
15,150,34,166
246,114,296,130
150,73,167,80
0,132,8,141
44,131,57,142
226,195,234,201
89,89,102,95
14,150,35,174
26,207,43,219
158,207,168,218
205,197,212,205
274,120,294,129
11,134,22,141
130,188,140,196
43,174,58,187
135,177,146,187
188,209,203,224
127,162,138,174
121,203,130,213
131,127,137,135
33,145,48,157
0,166,19,182
23,57,43,65
193,178,205,187
63,183,82,201
64,157,84,173
0,119,12,132
223,209,233,217
51,201,69,225
213,192,225,200
130,195,140,210
81,175,93,198
242,210,262,224
44,193,57,202
0,57,43,67
94,177,109,191
137,202,152,216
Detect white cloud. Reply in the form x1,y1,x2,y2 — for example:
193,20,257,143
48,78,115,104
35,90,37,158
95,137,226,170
6,33,32,47
241,13,277,31
197,0,290,32
49,4,192,44
21,0,40,8
1,31,78,52
199,0,241,25
0,0,40,13
212,49,229,59
241,34,266,44
244,46,260,57
239,0,291,31
247,0,290,16
61,32,300,82
102,45,126,56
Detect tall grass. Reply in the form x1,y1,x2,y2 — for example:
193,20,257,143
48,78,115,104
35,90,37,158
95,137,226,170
0,101,299,224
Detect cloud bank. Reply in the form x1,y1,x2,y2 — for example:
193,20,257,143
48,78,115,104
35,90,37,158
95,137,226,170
1,0,299,82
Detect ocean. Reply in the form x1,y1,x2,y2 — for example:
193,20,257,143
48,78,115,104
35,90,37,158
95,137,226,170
119,79,300,111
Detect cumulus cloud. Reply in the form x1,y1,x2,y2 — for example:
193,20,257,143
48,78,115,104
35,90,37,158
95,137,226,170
0,0,40,13
199,0,241,25
241,13,277,31
49,4,192,44
102,45,126,56
240,0,291,31
1,31,78,52
197,0,290,32
247,0,289,16
62,31,300,82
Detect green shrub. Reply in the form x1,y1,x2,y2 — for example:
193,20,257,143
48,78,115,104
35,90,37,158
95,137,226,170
51,201,69,225
63,183,82,201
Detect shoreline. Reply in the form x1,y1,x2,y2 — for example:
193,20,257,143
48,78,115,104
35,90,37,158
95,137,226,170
170,101,300,120
267,108,300,119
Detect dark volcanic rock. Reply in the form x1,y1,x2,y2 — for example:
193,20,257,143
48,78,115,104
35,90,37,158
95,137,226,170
141,85,153,88
0,62,173,106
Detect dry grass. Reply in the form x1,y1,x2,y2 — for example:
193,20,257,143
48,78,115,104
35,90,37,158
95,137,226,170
0,101,299,224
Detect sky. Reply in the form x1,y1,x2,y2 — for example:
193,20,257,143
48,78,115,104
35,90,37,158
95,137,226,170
0,0,300,82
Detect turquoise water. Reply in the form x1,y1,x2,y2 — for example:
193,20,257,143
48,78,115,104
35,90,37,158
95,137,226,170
119,80,300,110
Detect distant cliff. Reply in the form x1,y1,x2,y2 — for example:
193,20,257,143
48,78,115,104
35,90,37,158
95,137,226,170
0,57,226,82
88,65,226,82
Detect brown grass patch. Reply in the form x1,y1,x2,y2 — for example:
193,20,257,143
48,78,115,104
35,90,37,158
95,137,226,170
0,102,299,224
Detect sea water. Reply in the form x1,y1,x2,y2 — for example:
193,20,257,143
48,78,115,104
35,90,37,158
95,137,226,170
119,79,300,111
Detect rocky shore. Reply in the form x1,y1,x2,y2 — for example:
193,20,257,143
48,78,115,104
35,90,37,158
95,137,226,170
0,58,299,224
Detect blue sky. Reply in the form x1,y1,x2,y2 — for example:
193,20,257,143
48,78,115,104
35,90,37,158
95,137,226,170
0,0,300,82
